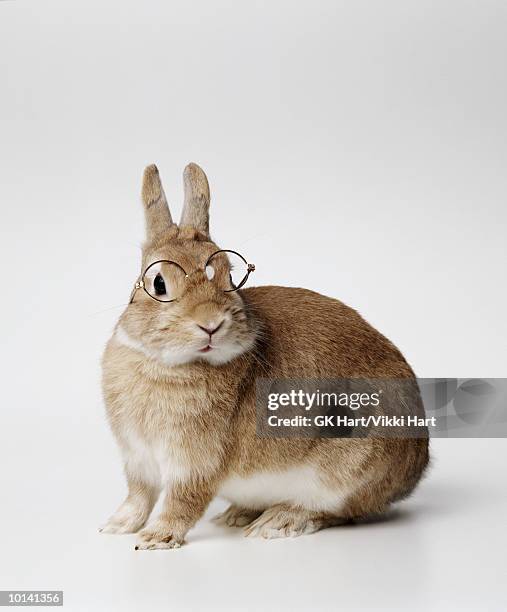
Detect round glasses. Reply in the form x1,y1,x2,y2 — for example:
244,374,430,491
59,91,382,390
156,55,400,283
130,249,255,303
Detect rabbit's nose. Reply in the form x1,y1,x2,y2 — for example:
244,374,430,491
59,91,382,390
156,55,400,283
197,320,224,336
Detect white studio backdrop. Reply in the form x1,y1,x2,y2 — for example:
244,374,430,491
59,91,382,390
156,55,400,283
0,1,506,611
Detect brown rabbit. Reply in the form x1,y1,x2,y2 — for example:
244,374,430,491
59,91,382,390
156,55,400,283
100,163,429,549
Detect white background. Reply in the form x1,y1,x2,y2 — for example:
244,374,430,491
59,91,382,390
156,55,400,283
0,1,506,610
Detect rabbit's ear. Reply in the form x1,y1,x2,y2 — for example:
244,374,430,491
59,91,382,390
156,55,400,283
141,164,174,240
180,163,210,237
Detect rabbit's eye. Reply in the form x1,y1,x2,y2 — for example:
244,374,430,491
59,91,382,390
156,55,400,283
205,265,215,280
153,273,167,296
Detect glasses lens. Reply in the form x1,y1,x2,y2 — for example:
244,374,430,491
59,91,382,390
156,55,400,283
206,250,249,292
143,261,187,302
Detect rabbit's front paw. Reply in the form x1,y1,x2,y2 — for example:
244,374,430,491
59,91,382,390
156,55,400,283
99,500,150,534
135,520,185,550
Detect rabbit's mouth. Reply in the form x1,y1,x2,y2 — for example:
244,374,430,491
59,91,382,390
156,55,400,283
199,345,213,353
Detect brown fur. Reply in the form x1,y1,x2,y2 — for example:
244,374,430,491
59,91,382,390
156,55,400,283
100,164,429,549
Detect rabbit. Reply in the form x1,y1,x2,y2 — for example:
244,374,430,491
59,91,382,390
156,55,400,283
100,163,429,549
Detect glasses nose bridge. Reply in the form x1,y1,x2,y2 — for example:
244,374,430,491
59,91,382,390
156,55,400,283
187,265,232,303
183,266,213,294
186,264,207,280
185,272,227,303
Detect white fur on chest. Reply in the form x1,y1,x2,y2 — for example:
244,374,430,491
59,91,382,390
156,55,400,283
121,428,190,489
218,466,351,512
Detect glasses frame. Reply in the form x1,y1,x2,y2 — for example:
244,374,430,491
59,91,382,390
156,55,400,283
130,249,255,304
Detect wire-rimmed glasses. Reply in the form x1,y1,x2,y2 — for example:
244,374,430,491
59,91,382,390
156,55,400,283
130,249,255,304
